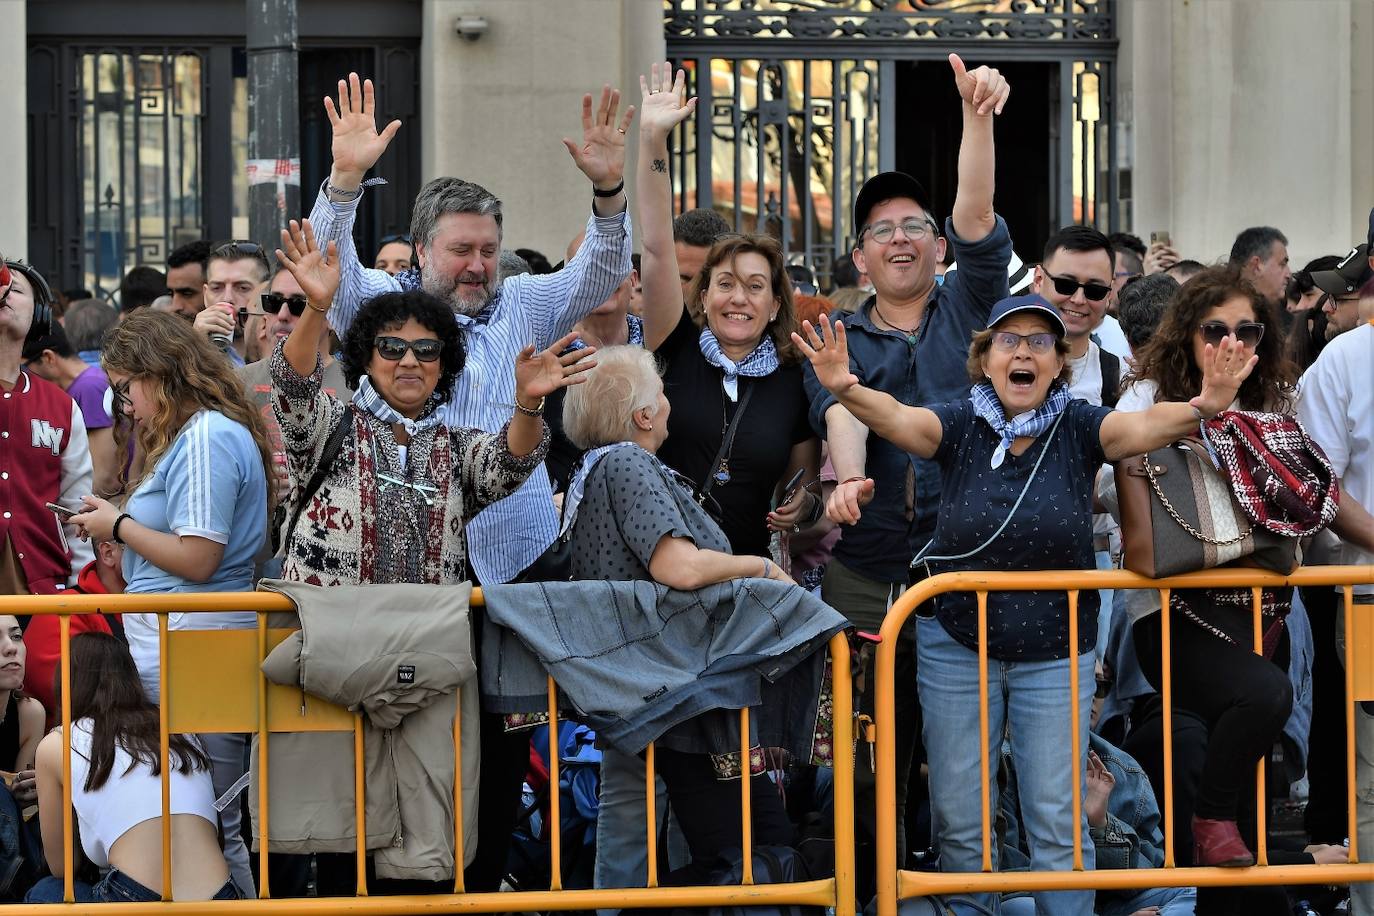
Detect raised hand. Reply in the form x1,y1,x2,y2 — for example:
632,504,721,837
639,62,696,139
791,315,859,397
275,219,339,308
324,72,402,187
562,85,636,191
949,53,1010,117
515,332,598,405
1192,333,1258,419
1084,751,1115,828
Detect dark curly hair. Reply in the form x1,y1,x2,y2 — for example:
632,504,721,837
1124,265,1298,412
340,290,467,405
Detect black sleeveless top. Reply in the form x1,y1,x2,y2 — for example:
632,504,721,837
0,694,21,771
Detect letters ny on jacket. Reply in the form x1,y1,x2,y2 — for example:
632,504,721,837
31,419,65,455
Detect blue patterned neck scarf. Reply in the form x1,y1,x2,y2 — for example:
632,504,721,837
560,442,689,537
565,314,643,353
697,328,779,402
969,380,1071,469
352,376,445,439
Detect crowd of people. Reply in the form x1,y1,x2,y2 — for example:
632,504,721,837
0,55,1371,916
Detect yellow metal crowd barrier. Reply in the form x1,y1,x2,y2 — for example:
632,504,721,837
0,591,855,914
873,566,1374,916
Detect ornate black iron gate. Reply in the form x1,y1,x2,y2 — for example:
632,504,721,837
26,1,421,299
664,0,1118,284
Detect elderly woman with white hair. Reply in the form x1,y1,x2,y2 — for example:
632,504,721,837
559,344,796,893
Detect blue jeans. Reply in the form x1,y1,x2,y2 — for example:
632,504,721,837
1099,885,1196,915
593,747,688,916
201,732,256,898
1093,549,1114,662
26,868,240,903
917,616,1095,916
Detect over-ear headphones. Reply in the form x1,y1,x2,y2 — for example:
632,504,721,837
3,259,56,341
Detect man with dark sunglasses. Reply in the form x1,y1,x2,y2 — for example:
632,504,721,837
1032,225,1123,408
236,266,353,577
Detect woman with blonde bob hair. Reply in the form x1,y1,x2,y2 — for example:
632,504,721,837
71,309,273,897
559,343,797,895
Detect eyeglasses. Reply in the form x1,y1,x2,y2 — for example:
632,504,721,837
990,331,1058,354
110,378,132,414
1314,293,1361,316
861,218,938,245
235,308,266,326
378,234,413,247
1198,320,1265,349
1045,273,1112,302
374,336,443,362
262,292,309,316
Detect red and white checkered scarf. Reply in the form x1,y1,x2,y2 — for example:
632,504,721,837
1200,410,1339,537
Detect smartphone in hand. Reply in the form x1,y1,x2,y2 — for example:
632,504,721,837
45,502,77,519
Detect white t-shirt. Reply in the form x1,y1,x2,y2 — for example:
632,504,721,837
67,719,219,869
1096,314,1132,360
1298,322,1374,596
1068,339,1120,406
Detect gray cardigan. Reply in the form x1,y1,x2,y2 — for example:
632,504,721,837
480,577,847,759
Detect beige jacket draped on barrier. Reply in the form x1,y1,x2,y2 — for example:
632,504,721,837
248,580,481,881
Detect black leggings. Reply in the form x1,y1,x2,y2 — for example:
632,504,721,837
1132,609,1293,820
654,748,794,868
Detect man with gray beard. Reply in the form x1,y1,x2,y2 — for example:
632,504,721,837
304,72,634,893
307,72,633,587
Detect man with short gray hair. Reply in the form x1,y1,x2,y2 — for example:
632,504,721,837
308,73,633,586
305,72,634,894
1229,225,1291,309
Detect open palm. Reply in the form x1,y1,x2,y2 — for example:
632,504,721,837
562,86,635,189
325,72,402,181
275,219,339,306
639,62,696,138
515,332,599,403
792,316,859,396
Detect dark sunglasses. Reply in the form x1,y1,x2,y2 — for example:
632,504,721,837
378,233,412,247
1046,273,1112,302
374,336,443,362
1199,320,1265,348
262,292,309,316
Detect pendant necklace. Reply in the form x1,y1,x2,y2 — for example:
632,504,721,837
714,392,732,484
873,302,919,346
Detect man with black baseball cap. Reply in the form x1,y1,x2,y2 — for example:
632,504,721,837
800,53,1014,899
1311,242,1372,341
1297,205,1374,914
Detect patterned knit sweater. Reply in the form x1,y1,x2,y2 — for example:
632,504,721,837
270,345,548,586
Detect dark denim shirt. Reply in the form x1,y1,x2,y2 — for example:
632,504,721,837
803,215,1013,582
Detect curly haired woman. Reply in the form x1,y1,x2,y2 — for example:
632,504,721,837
71,309,274,897
1119,266,1374,898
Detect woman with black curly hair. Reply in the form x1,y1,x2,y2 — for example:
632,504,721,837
271,218,593,587
1119,265,1374,888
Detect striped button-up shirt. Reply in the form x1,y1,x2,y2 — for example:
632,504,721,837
308,185,633,583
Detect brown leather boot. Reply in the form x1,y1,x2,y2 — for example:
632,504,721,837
1191,815,1255,867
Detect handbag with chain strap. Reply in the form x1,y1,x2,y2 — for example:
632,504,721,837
1116,437,1299,578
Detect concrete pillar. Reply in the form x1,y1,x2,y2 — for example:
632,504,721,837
420,0,665,260
1128,0,1370,266
0,0,27,261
